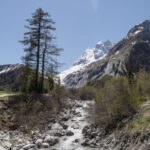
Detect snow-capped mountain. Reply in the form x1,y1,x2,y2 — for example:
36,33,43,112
63,20,150,88
59,40,113,84
0,64,22,75
0,64,23,90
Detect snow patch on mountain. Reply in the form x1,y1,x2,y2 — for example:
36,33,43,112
59,40,113,84
127,20,150,39
0,64,22,75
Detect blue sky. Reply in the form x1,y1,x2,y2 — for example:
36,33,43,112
0,0,150,71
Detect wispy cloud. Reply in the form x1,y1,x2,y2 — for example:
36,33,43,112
90,0,99,14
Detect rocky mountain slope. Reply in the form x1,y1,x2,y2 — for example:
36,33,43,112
58,40,113,85
0,64,23,90
63,20,150,88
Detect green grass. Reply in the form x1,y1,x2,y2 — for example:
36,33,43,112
128,106,150,132
0,115,5,120
0,91,19,95
0,91,12,95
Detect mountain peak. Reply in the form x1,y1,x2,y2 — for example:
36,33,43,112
96,41,103,45
58,40,113,84
73,40,113,66
127,20,150,38
96,40,113,52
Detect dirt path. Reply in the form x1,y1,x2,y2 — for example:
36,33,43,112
0,94,15,98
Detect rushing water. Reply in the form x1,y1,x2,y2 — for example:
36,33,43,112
51,100,99,150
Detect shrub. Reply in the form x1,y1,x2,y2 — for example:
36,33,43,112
79,85,95,100
5,93,67,131
88,74,113,88
94,76,141,132
136,70,150,97
67,88,79,99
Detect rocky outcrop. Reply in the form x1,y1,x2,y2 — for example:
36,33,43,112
81,124,150,150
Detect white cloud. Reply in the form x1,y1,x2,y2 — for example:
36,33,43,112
90,0,99,14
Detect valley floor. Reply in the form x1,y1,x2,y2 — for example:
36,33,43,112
0,98,150,150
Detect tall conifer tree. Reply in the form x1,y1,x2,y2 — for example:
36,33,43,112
20,8,62,92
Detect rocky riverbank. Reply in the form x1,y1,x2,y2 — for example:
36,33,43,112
0,99,99,150
1,99,150,150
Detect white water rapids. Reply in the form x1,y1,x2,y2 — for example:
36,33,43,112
51,100,99,150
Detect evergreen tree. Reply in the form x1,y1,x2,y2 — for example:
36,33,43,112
20,8,62,92
20,34,36,92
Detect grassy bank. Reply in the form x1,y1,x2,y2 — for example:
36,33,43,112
0,91,11,95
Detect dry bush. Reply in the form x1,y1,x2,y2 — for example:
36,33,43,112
79,85,95,100
67,88,80,99
2,93,67,132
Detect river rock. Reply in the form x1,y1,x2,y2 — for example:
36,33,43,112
62,116,69,122
74,139,79,143
66,131,74,136
72,124,79,129
81,139,90,146
82,125,90,134
42,143,49,148
51,123,63,130
2,141,12,149
49,138,59,146
50,118,56,124
44,135,59,146
54,132,64,137
76,104,82,108
35,139,43,147
44,135,51,143
22,144,35,150
59,122,68,129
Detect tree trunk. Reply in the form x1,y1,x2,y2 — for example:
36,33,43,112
41,38,47,92
41,49,46,92
35,21,41,92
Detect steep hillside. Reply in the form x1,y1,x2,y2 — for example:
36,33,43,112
59,40,113,84
63,20,150,88
0,64,23,90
